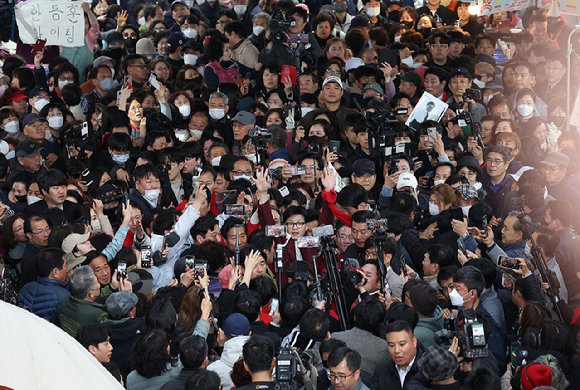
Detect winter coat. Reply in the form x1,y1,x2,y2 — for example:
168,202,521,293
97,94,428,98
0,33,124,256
414,306,444,350
207,336,250,390
17,277,69,325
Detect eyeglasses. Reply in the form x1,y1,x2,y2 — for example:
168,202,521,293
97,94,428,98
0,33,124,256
31,227,51,235
339,235,354,241
325,68,341,76
430,44,448,49
328,371,356,383
545,65,564,72
286,221,305,228
217,20,231,25
129,64,148,69
485,158,506,165
232,170,252,176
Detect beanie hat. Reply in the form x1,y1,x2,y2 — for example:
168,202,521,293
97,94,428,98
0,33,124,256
408,284,438,316
521,364,552,390
135,38,156,56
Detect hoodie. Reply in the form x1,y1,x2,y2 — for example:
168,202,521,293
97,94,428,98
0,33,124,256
207,335,250,390
413,306,444,349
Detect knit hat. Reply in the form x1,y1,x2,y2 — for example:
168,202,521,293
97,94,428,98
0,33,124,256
106,292,138,319
135,38,156,56
521,364,552,390
408,284,438,316
418,345,459,381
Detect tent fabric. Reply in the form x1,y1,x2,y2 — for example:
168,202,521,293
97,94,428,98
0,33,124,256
0,300,124,390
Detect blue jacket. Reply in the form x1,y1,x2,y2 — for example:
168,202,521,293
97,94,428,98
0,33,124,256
18,277,69,325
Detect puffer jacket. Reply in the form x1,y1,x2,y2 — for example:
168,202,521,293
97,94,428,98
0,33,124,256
207,336,250,390
17,277,69,325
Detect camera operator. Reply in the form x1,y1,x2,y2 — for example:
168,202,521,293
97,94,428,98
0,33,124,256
235,334,276,390
258,6,323,70
446,68,486,123
327,347,371,390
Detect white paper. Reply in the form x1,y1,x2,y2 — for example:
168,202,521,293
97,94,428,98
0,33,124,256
405,91,449,130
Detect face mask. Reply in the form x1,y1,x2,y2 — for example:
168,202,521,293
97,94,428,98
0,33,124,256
524,243,531,258
234,4,247,14
4,120,19,134
366,6,380,17
27,195,42,205
549,115,566,128
183,54,198,66
58,80,72,90
483,95,492,104
183,28,197,39
125,37,137,48
179,104,191,117
190,129,203,139
196,0,205,4
253,26,265,36
143,189,160,205
429,202,440,216
112,153,130,165
517,104,534,117
138,17,146,25
418,28,432,39
5,150,14,160
449,288,470,306
0,84,7,97
334,2,347,12
15,194,27,203
394,35,401,43
434,179,445,186
207,0,216,3
461,205,472,216
473,78,485,88
34,98,49,112
48,116,64,130
211,156,222,166
301,107,314,117
209,108,225,120
91,219,102,232
388,10,400,21
100,77,114,91
268,103,282,109
401,56,414,68
246,153,259,164
413,62,424,69
185,0,194,7
401,21,414,29
233,174,253,183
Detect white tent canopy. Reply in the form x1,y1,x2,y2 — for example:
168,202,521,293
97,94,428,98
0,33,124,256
0,301,124,390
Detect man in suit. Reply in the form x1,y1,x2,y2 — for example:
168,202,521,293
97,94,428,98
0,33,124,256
25,169,80,222
373,320,423,390
538,51,567,101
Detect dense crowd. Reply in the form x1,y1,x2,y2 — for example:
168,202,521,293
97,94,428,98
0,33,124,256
0,0,580,389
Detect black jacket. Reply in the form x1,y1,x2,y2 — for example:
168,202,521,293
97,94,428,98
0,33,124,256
415,6,456,25
372,344,425,390
24,200,80,223
104,316,146,380
20,243,42,285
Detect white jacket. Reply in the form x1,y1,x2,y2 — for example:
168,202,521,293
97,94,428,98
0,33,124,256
207,336,250,390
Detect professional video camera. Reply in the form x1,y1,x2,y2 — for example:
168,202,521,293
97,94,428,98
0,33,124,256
269,10,296,43
249,126,273,152
434,310,488,359
275,346,318,390
361,99,407,158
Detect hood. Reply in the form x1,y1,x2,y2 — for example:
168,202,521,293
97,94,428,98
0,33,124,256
220,336,250,366
416,306,444,331
104,316,145,342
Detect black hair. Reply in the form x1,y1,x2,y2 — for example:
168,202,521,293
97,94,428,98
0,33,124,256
107,132,132,152
204,35,228,62
385,319,414,335
249,276,278,306
234,289,262,322
221,217,246,238
180,141,204,159
390,192,417,217
534,225,560,258
60,84,83,107
179,335,208,370
464,258,496,289
299,308,330,341
319,338,347,358
185,369,221,390
37,247,65,278
386,302,419,328
37,169,67,194
426,244,454,268
453,266,484,297
191,215,218,242
327,347,361,372
351,210,375,225
279,295,309,329
224,20,248,38
76,323,110,350
282,205,308,224
353,296,386,333
243,334,275,373
336,183,368,209
133,330,171,378
133,163,160,182
437,265,460,287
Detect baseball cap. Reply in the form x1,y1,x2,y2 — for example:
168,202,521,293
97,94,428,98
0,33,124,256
65,252,85,272
93,56,116,69
418,345,459,381
396,172,418,189
171,0,188,9
400,72,422,89
541,151,569,168
22,113,48,128
352,159,375,177
508,166,534,182
450,67,471,79
345,57,365,73
106,292,139,319
127,271,154,296
183,39,203,52
222,313,251,337
457,183,478,200
350,15,371,29
7,90,27,103
62,232,91,254
28,86,48,99
15,140,44,158
475,62,495,76
106,31,125,45
232,111,256,125
362,82,384,95
167,32,186,53
322,76,343,89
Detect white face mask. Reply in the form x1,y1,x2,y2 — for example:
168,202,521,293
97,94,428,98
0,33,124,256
0,84,7,97
179,104,191,117
209,108,225,120
268,104,282,109
5,150,14,160
183,28,197,39
4,120,19,134
413,62,424,69
401,56,414,68
366,6,380,17
190,129,203,140
58,80,73,90
524,243,531,258
138,16,146,26
27,195,42,205
472,78,485,88
245,153,259,163
211,156,222,166
449,288,471,307
394,35,401,43
253,26,265,36
434,179,445,186
233,4,247,14
483,95,492,104
185,0,194,7
461,205,472,216
34,98,49,112
517,104,534,117
91,219,102,232
301,107,314,117
183,54,198,66
233,174,254,183
143,189,160,205
429,202,440,216
48,116,64,129
196,0,205,4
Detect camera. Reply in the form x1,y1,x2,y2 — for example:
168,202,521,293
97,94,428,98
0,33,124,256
307,143,320,154
275,346,318,390
498,256,521,270
249,126,273,152
269,10,296,43
463,88,482,101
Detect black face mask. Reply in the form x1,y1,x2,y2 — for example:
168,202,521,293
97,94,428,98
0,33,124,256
401,21,414,29
255,115,265,127
125,37,137,48
418,28,432,39
549,115,566,128
15,195,27,203
388,10,400,21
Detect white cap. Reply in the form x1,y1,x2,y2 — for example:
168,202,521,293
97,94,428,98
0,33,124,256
0,140,9,156
397,172,418,189
345,57,365,72
322,76,343,89
508,166,534,181
547,0,560,18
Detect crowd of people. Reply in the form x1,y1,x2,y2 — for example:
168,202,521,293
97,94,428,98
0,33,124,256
0,0,580,389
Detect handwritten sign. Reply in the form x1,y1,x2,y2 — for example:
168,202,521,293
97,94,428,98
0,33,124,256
15,0,84,47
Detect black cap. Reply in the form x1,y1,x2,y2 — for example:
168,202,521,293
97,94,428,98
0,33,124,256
351,15,371,29
450,67,471,79
16,140,44,158
106,32,125,45
400,72,422,89
22,113,47,128
28,86,48,98
352,159,376,176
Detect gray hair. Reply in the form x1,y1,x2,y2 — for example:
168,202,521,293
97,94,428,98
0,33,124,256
209,91,229,106
253,12,271,23
507,211,531,239
69,265,96,299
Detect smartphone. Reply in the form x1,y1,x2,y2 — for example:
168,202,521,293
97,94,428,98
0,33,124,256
185,255,195,271
498,256,522,270
141,245,151,268
269,298,279,316
400,255,408,277
482,215,488,238
244,72,252,80
457,237,467,257
117,90,122,105
330,140,341,154
452,207,464,221
81,122,89,137
297,236,320,248
312,224,334,237
148,73,161,89
379,49,399,68
366,218,389,231
32,38,46,54
117,260,127,281
497,19,511,29
124,75,132,89
194,258,204,278
427,127,438,143
266,225,287,237
225,204,244,216
289,165,307,176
